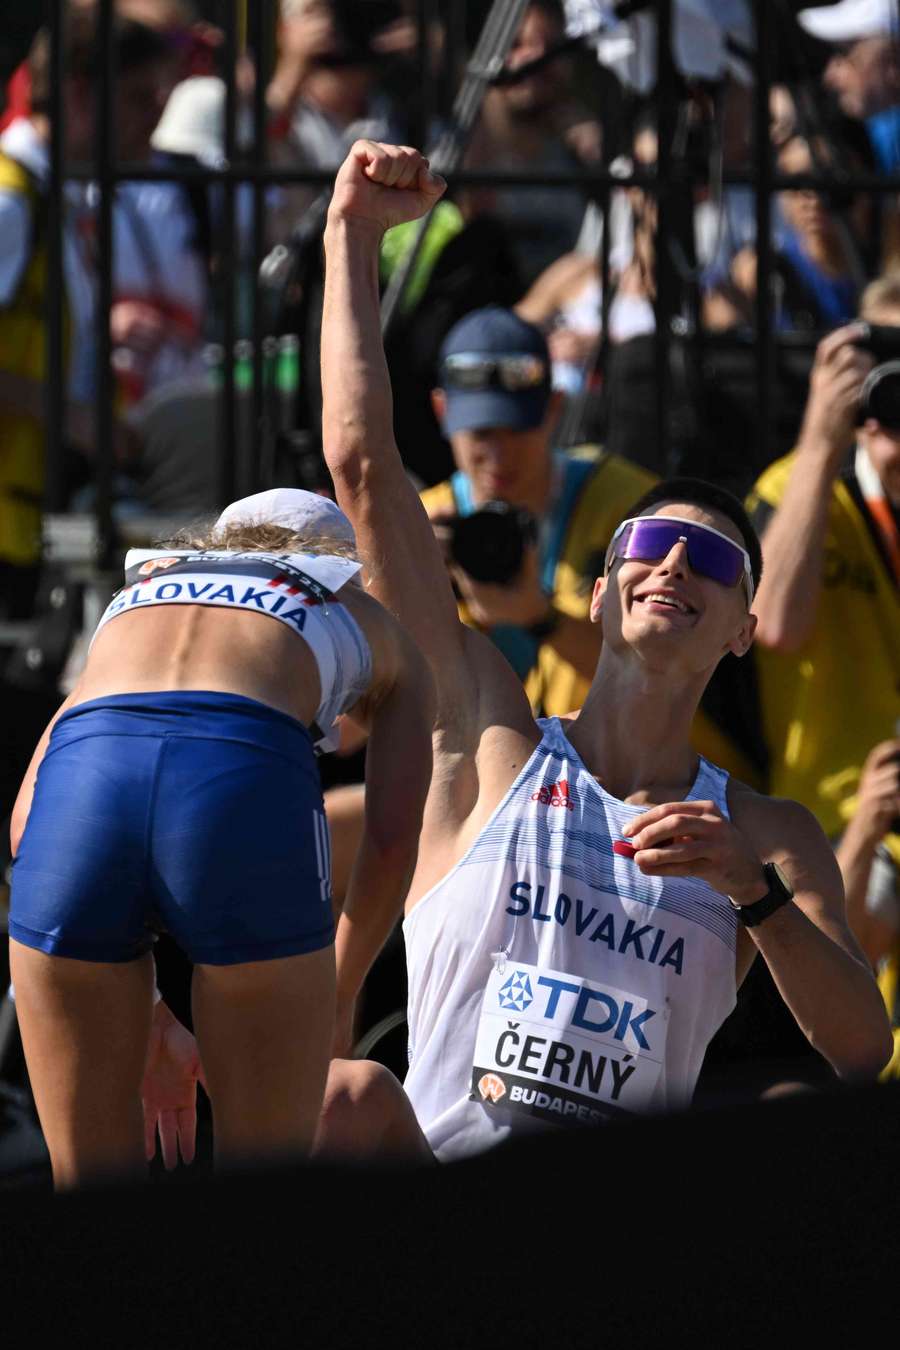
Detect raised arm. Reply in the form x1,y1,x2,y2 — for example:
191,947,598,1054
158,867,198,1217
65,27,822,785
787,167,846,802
751,325,872,653
321,143,467,680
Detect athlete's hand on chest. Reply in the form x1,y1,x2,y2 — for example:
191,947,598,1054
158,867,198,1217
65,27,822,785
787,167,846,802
621,800,767,904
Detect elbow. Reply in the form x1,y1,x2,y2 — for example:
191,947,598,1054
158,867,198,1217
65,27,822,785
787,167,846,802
832,1024,895,1084
752,611,810,654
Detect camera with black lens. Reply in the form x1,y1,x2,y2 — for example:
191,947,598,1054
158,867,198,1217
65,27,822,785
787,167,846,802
852,324,900,429
860,360,900,431
447,501,538,586
853,322,900,363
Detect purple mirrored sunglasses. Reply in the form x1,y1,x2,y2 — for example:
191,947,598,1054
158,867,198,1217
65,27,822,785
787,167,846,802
606,516,755,605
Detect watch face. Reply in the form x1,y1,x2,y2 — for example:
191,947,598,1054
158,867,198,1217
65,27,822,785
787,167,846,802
770,862,793,898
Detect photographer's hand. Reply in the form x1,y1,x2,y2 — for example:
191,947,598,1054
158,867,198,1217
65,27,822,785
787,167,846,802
796,323,873,471
450,544,550,629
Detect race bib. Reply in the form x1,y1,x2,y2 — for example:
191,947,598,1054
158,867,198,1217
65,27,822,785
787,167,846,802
470,960,668,1126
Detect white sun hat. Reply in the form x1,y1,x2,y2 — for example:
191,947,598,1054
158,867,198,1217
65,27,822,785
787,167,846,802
151,77,226,167
215,488,356,544
797,0,900,43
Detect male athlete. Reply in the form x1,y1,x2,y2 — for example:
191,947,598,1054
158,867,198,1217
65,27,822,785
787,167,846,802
317,142,891,1161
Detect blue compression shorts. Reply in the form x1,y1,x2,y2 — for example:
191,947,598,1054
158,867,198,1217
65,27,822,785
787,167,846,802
9,691,335,964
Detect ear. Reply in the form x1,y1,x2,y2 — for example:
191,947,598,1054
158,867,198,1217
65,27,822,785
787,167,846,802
726,609,757,658
589,573,606,624
431,387,447,428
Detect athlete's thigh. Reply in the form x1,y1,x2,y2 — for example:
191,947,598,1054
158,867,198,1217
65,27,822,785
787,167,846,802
10,941,154,1184
191,947,337,1124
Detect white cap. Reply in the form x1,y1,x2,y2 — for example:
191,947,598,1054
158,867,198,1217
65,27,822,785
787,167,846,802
214,488,356,544
798,0,900,43
151,77,226,167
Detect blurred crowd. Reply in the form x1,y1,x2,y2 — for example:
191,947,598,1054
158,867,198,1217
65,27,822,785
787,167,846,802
0,0,898,1105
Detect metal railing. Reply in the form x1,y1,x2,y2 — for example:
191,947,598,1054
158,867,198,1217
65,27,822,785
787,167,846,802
35,0,887,556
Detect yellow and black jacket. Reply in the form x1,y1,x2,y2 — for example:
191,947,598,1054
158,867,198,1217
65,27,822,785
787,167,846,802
748,451,900,858
0,149,69,568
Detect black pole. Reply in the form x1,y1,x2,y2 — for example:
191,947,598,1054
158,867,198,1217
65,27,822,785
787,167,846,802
755,0,774,478
249,0,270,495
654,0,677,476
412,0,439,150
44,0,65,514
94,0,115,569
218,0,239,509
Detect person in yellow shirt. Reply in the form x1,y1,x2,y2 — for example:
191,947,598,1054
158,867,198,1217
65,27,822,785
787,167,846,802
420,305,655,718
748,284,900,847
421,305,764,783
748,281,900,1068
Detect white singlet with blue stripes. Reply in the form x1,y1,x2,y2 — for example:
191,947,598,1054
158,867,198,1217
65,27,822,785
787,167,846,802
403,716,739,1161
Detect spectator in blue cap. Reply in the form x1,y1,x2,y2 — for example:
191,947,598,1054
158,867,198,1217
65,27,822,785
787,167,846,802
422,304,655,718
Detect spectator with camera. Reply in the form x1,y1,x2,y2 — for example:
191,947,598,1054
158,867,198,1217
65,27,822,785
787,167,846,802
749,275,900,935
422,305,654,718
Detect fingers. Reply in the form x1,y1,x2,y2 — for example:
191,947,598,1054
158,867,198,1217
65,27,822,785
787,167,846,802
815,322,867,366
177,1108,197,1167
865,739,900,771
622,800,716,838
349,138,446,196
159,1110,179,1171
636,843,710,874
143,1111,157,1163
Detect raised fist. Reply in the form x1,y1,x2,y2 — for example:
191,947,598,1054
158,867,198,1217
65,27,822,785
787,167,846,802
327,140,446,234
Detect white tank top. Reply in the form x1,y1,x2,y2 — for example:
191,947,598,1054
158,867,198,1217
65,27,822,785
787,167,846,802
94,548,372,752
403,717,738,1161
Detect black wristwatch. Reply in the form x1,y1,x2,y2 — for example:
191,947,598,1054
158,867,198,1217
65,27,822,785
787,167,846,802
729,862,794,929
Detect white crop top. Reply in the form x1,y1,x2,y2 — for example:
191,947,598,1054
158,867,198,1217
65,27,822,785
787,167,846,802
94,548,373,752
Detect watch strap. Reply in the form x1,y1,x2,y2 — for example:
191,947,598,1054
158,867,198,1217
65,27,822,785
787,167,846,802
730,862,793,929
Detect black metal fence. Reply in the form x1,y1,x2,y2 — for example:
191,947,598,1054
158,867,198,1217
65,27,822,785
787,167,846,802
34,0,895,552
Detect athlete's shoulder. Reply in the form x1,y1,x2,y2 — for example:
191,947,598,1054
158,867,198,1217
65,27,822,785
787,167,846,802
727,778,830,853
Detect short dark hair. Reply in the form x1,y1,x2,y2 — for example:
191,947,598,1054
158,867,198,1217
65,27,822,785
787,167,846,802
622,477,763,592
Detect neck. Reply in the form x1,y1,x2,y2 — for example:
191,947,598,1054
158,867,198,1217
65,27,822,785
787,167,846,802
568,648,709,801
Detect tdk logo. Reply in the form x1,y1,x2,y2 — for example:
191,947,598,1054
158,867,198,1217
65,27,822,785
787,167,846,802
498,971,533,1012
529,975,656,1050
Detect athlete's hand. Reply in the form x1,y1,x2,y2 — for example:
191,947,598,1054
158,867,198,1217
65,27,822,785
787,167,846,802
328,140,446,234
141,1000,206,1170
622,799,769,906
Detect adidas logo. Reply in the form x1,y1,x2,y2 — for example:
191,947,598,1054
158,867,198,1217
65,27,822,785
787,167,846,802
531,779,575,810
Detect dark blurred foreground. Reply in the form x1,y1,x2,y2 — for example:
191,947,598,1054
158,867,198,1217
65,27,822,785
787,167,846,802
1,1076,896,1347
